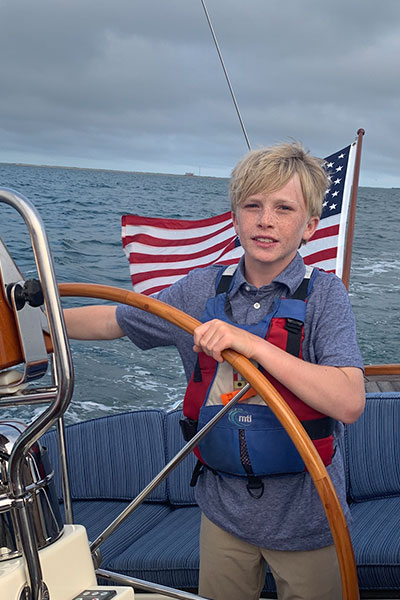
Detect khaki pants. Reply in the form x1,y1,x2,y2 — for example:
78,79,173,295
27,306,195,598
199,514,342,600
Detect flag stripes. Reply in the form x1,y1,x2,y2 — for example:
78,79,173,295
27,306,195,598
122,140,358,294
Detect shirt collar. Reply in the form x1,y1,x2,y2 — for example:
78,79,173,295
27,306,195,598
229,252,306,297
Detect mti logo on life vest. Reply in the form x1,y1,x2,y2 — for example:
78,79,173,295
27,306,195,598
228,408,253,427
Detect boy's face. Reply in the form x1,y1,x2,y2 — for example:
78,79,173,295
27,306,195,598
232,174,319,285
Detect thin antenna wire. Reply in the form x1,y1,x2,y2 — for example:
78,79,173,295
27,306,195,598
200,0,252,151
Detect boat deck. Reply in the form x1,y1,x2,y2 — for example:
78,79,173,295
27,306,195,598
364,375,400,393
364,365,400,393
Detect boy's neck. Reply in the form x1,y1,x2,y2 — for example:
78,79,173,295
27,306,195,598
243,255,295,288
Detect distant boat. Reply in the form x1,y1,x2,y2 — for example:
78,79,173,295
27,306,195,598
184,172,195,176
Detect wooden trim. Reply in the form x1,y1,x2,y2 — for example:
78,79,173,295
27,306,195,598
0,272,52,370
365,364,400,376
59,282,360,600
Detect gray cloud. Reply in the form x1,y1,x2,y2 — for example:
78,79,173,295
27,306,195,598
0,0,399,185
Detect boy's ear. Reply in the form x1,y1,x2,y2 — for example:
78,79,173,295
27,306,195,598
232,211,239,235
302,216,319,243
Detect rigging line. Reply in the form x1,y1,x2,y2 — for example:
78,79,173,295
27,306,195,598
200,0,252,151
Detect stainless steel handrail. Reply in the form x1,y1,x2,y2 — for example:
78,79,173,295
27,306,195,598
0,188,75,600
0,387,59,406
56,415,74,524
97,568,207,600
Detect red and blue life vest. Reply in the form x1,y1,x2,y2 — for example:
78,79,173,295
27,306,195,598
181,264,335,493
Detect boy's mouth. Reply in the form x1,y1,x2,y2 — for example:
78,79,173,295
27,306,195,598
253,236,276,243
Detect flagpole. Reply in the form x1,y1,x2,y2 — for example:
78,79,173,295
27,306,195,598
341,128,365,289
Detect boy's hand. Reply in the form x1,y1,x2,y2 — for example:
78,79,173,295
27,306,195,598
193,319,256,362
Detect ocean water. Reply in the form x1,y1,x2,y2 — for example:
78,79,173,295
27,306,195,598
0,163,398,424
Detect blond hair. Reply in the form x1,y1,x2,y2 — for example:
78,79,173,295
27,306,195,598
229,141,329,218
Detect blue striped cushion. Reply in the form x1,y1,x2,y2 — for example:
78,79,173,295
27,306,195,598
39,430,68,500
350,497,400,590
42,410,167,502
106,504,277,593
107,506,201,589
346,393,400,501
71,500,171,566
165,410,197,506
335,422,350,494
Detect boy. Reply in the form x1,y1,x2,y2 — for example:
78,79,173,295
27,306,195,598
65,141,365,600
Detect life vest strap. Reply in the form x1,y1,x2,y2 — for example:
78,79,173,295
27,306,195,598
238,429,265,498
302,416,335,440
215,263,237,294
282,269,314,356
246,475,264,499
284,317,303,356
290,273,312,300
190,459,205,487
179,416,198,441
189,457,265,498
193,357,202,382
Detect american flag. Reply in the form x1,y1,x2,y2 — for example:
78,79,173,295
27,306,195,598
122,141,358,295
299,143,357,277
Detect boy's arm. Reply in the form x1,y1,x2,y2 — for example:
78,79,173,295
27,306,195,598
63,305,125,340
249,334,364,424
193,319,365,424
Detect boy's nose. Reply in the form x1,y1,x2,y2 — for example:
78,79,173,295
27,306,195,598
258,206,274,227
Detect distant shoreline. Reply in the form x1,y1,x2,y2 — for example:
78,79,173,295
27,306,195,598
0,162,227,180
1,162,397,189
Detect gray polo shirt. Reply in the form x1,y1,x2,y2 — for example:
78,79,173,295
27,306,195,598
116,252,363,551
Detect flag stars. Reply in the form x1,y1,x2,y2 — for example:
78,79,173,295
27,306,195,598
126,143,352,294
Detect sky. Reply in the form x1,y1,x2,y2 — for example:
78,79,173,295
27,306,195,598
0,0,399,187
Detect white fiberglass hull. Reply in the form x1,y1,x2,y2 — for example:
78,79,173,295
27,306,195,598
1,525,134,600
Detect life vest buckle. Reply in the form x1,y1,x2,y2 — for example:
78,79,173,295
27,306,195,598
179,417,198,442
220,386,257,405
246,476,264,499
284,317,303,334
